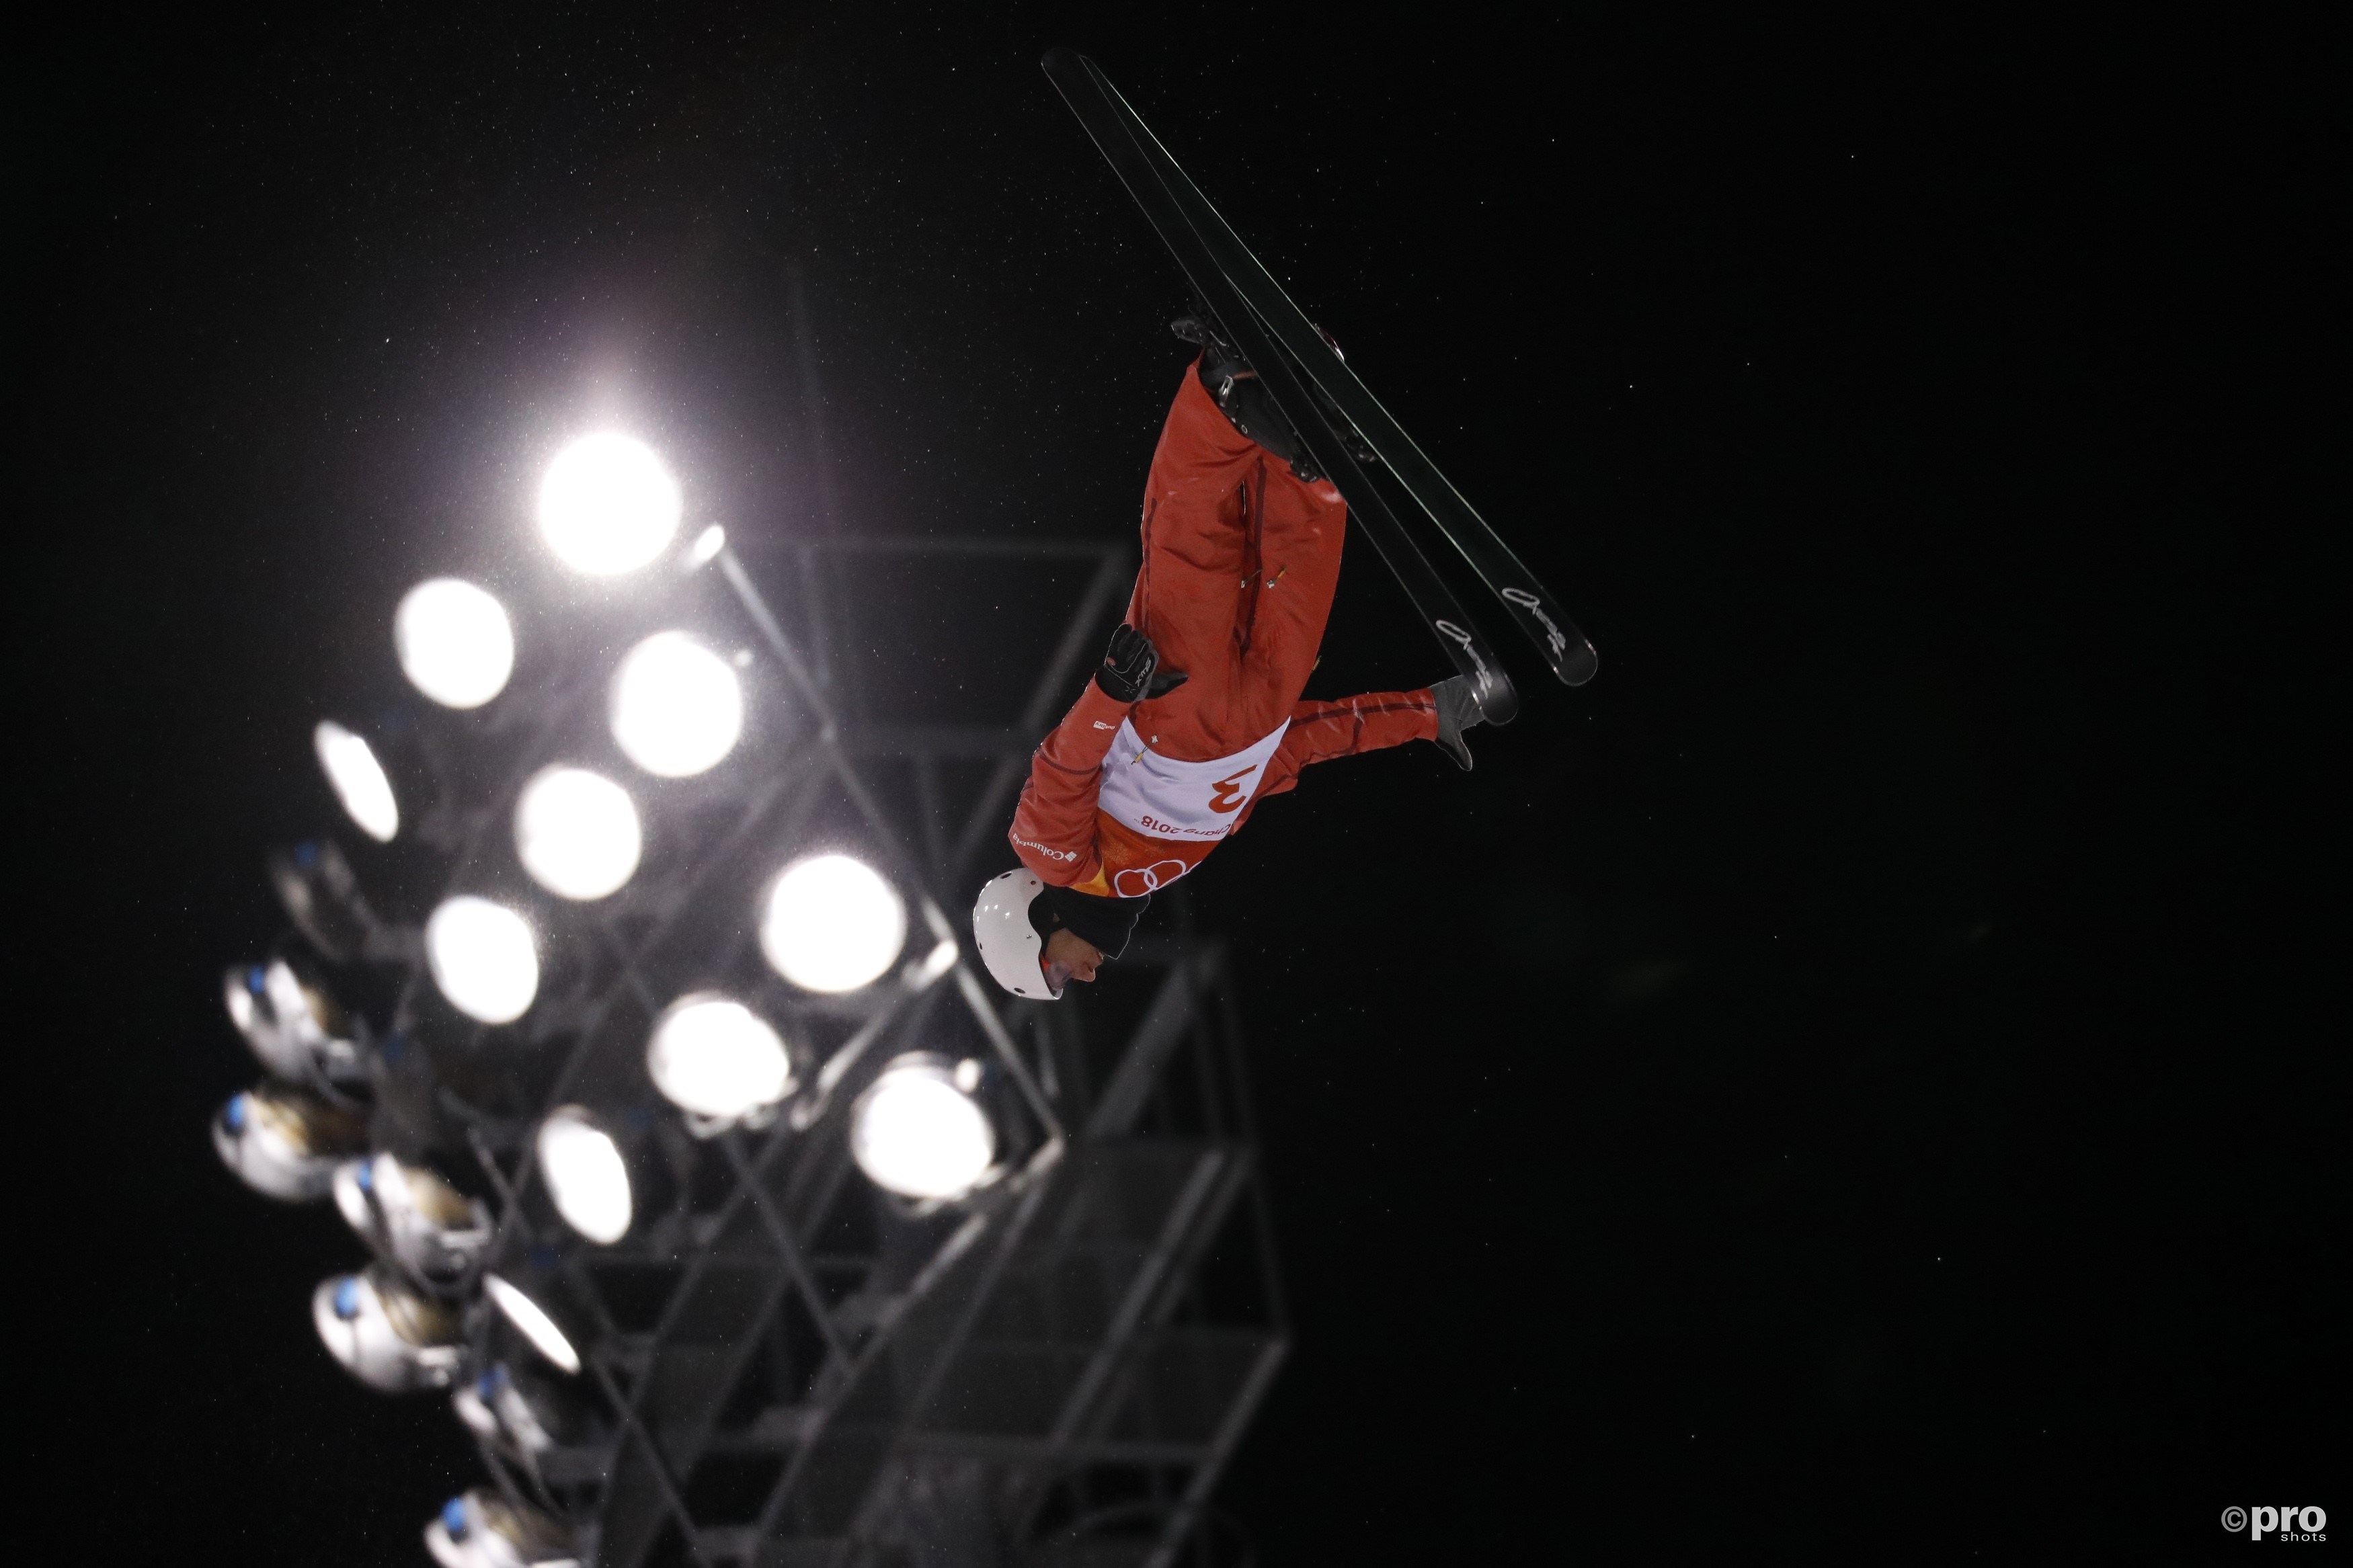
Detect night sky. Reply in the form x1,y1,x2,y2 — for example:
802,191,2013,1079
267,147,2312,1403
24,10,2329,1562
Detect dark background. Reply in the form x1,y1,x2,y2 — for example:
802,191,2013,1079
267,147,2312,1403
18,8,2331,1561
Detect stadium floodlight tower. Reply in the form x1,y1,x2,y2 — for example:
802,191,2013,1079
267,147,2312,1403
207,296,1287,1567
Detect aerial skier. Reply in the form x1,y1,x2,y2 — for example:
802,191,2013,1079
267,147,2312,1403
973,51,1597,1000
973,323,1486,997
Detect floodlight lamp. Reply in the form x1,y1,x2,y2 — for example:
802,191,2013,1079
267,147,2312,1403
452,1374,501,1444
426,1487,581,1568
314,720,399,841
760,853,907,993
608,630,742,777
395,578,516,708
513,766,641,901
335,1153,493,1284
539,433,680,576
214,1083,368,1201
848,1053,998,1201
268,838,376,962
312,1264,465,1393
908,936,960,990
535,1107,632,1245
454,1360,597,1465
645,993,795,1123
484,1272,583,1375
424,896,539,1024
222,956,360,1083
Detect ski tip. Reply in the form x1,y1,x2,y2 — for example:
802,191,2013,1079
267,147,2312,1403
1478,673,1520,728
1041,46,1084,75
1556,641,1599,688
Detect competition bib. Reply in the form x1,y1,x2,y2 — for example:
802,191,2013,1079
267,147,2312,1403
1095,718,1289,842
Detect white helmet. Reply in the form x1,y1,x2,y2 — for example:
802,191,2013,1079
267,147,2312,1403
973,868,1060,1001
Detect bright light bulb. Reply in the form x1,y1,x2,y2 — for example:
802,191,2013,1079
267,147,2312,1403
646,995,793,1120
849,1055,996,1200
424,897,539,1024
759,854,906,993
539,434,680,575
608,631,743,777
536,1108,631,1245
314,720,399,842
483,1274,582,1374
514,766,641,900
395,578,515,708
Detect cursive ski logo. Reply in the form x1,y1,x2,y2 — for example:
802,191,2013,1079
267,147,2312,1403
1433,618,1492,686
1206,766,1257,814
1501,586,1568,658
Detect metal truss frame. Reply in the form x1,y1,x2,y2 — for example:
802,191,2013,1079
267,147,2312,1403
349,534,1285,1568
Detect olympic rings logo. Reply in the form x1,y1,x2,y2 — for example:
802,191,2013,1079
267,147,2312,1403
1113,859,1191,897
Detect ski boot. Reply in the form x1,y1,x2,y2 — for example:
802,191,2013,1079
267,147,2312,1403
1172,310,1379,483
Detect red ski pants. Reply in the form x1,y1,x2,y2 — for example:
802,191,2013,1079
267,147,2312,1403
1124,358,1349,761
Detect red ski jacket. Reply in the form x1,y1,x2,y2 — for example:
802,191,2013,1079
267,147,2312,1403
1010,680,1439,897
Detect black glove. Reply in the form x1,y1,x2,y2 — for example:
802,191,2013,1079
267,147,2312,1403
1431,674,1486,771
1094,623,1160,703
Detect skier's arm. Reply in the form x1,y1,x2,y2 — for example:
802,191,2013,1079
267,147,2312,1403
1007,626,1163,886
1008,681,1132,885
1248,689,1440,806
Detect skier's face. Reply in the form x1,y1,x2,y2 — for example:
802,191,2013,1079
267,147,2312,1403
1043,927,1105,985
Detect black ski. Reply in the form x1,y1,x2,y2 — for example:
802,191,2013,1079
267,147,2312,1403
1043,46,1523,723
1044,48,1598,699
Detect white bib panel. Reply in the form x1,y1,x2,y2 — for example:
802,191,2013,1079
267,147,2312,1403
1096,718,1290,842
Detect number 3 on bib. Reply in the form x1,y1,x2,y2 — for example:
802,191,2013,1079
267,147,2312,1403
1207,766,1257,815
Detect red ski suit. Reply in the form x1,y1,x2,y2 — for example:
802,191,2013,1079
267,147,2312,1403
1008,362,1439,899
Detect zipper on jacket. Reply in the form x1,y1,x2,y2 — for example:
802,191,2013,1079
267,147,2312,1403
1139,496,1158,638
1234,463,1268,656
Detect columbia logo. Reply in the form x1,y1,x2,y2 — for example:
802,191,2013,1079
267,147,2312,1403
1011,834,1078,863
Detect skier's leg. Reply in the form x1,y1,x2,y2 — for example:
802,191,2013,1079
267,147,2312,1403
1231,449,1346,731
1123,360,1265,756
1124,360,1259,626
1125,356,1348,759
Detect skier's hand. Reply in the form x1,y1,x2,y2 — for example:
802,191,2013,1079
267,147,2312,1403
1431,674,1486,772
1094,624,1159,703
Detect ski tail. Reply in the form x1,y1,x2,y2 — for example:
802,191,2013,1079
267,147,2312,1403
1043,48,1521,723
1048,49,1597,692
